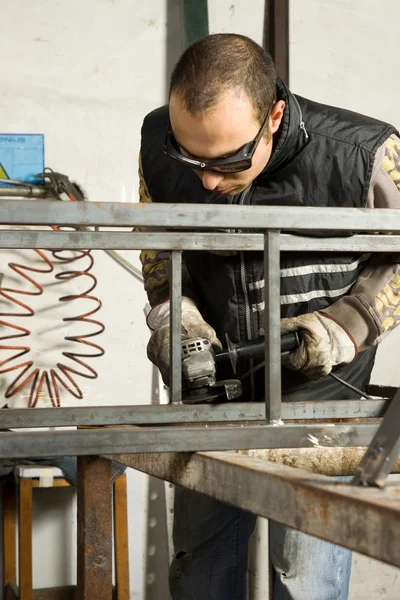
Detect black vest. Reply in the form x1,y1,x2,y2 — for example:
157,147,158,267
141,80,398,400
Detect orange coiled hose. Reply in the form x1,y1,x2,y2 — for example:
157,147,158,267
0,227,105,407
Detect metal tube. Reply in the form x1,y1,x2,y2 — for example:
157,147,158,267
0,229,399,252
0,187,46,198
0,423,378,458
264,230,282,422
103,249,143,281
170,251,182,403
0,201,399,231
0,400,389,429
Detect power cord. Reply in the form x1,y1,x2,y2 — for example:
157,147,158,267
238,360,374,400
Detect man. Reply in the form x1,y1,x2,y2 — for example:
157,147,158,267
139,34,400,600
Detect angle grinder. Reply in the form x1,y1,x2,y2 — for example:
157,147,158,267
181,332,300,404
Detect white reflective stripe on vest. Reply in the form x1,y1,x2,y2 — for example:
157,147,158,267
251,281,356,311
248,254,370,291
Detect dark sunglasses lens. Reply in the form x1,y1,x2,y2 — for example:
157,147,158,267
212,160,251,173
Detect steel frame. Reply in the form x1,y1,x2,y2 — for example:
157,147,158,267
108,450,400,569
0,199,399,453
1,199,400,572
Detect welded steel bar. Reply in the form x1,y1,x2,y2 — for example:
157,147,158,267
353,387,400,487
264,230,282,422
1,201,400,231
170,251,182,403
0,399,389,429
0,229,400,252
111,450,400,569
77,456,113,600
0,423,379,458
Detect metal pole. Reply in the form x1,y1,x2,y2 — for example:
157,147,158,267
263,0,290,85
183,0,209,48
170,251,182,403
77,456,113,600
264,230,282,422
353,386,400,487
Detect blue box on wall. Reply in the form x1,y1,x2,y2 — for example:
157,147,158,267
0,134,44,185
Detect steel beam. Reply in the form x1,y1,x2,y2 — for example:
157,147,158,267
0,423,379,458
0,400,388,429
77,456,113,600
0,229,399,252
109,450,400,568
0,201,399,231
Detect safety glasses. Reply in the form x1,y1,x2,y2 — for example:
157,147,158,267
163,105,273,173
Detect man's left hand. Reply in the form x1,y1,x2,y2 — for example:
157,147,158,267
280,312,357,379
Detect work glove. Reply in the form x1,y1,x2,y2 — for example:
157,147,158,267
280,312,357,380
146,297,222,385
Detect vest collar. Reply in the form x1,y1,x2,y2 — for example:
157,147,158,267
257,78,309,179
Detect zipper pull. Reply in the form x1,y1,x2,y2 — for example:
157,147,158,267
300,120,309,140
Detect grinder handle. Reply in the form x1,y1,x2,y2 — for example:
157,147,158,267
281,332,300,353
215,332,300,367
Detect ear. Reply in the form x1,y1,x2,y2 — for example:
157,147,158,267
270,100,285,134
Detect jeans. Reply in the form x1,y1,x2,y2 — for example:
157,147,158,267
170,486,352,600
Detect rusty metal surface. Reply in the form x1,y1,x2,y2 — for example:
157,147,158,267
109,451,400,568
77,456,113,600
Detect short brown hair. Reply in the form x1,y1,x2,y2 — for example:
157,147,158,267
169,34,277,125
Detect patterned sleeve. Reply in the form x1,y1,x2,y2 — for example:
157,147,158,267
323,135,400,350
137,154,170,307
382,135,400,193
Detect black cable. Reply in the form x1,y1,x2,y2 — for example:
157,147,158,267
238,360,374,400
328,372,374,400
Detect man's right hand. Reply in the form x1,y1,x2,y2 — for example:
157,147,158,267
146,297,222,385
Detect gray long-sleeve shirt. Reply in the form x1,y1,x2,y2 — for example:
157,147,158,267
324,134,400,350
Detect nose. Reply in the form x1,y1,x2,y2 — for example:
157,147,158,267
200,170,224,191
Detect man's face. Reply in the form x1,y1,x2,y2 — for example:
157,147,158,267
169,90,285,196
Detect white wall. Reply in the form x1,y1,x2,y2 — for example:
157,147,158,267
0,1,399,599
0,1,170,597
